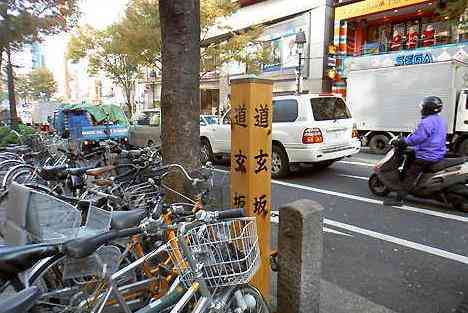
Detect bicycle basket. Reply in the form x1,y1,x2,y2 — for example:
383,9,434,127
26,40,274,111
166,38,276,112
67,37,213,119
25,188,81,243
63,245,121,280
7,183,111,244
166,217,260,289
77,205,112,238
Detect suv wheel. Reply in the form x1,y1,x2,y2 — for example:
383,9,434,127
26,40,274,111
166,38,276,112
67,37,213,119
201,139,214,164
271,145,289,179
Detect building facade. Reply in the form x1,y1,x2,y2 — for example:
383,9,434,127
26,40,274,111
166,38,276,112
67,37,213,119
331,0,468,96
201,0,335,114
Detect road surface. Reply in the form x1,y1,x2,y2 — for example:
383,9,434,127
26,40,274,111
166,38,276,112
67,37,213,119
217,152,468,313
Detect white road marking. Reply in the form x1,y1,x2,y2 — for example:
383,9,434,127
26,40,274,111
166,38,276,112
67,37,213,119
212,167,468,223
338,160,375,167
270,211,353,237
324,218,468,265
324,227,354,237
337,174,369,181
273,180,468,223
272,210,468,263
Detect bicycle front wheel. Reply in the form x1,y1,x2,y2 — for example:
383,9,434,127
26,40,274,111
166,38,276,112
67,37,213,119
226,284,271,313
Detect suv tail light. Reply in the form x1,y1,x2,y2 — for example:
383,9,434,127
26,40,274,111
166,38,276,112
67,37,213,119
303,128,323,144
352,127,359,138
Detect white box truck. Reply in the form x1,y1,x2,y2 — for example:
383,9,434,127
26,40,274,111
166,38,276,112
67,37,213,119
32,102,60,125
347,61,468,155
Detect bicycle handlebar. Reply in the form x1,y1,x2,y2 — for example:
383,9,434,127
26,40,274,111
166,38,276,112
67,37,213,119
217,208,245,220
87,189,120,203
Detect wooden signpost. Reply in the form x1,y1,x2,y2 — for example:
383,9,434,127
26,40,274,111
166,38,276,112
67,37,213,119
230,76,273,300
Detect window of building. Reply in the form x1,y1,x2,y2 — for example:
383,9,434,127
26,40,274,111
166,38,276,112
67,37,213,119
272,99,298,123
352,10,466,57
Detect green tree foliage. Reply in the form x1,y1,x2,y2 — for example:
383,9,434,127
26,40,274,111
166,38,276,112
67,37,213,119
0,82,7,102
0,0,80,51
67,25,141,118
15,74,31,104
0,0,79,128
29,67,57,100
14,68,56,104
118,0,269,76
116,0,162,70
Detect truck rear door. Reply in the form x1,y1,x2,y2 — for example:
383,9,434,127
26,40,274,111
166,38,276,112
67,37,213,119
455,90,468,132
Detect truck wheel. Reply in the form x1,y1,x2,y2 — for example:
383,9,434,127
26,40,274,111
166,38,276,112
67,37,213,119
368,173,390,197
369,134,391,154
458,138,468,156
201,138,214,164
271,145,290,179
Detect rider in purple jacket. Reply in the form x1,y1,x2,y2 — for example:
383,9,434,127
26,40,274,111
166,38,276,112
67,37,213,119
384,96,447,206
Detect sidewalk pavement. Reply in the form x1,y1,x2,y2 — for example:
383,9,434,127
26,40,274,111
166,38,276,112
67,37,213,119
271,273,397,313
320,279,396,313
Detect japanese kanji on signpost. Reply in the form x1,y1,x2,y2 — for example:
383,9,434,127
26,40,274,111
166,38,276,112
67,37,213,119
230,76,273,301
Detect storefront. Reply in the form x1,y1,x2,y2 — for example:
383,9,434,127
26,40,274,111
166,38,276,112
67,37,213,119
331,0,468,96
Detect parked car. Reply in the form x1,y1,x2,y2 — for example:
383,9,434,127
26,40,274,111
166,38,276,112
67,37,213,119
200,93,361,178
128,109,161,147
200,115,219,126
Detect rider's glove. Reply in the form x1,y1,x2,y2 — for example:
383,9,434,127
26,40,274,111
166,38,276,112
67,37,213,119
393,138,407,149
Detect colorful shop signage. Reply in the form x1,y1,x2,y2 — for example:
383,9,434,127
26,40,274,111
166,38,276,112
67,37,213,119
395,52,434,66
335,0,430,20
342,43,468,76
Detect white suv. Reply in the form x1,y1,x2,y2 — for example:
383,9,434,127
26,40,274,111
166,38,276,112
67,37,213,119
200,94,361,178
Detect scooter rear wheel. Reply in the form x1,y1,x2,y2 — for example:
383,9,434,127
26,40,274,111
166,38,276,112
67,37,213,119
369,173,391,197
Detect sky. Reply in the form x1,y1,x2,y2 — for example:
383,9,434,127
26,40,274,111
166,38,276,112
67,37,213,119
43,0,129,97
79,0,129,30
44,0,129,69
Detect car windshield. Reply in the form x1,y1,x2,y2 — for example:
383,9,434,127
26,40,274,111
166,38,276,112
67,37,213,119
310,97,351,121
203,116,218,125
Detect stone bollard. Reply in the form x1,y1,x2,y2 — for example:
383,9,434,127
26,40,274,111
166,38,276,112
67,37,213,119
277,199,323,313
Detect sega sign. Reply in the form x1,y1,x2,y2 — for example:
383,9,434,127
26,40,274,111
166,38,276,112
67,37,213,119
395,53,434,66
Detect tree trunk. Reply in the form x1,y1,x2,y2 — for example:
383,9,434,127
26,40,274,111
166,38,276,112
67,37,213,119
159,0,201,197
6,46,19,129
0,47,3,74
124,86,133,119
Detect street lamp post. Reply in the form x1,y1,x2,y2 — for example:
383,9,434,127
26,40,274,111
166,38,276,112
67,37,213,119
150,70,157,109
295,30,307,94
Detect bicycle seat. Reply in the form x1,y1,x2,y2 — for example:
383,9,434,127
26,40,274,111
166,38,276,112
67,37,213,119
67,165,95,176
111,209,147,231
64,227,141,258
39,165,68,181
427,158,467,173
0,244,59,279
0,286,41,313
86,165,115,177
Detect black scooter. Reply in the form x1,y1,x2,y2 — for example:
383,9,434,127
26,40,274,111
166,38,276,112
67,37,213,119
369,142,468,211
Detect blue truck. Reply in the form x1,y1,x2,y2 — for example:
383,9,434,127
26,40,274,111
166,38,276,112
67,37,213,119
53,103,129,149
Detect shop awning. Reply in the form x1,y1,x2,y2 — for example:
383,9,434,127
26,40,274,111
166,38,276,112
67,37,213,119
335,0,430,20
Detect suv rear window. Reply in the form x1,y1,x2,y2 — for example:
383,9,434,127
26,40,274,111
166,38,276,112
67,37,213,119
273,99,298,123
310,97,351,121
